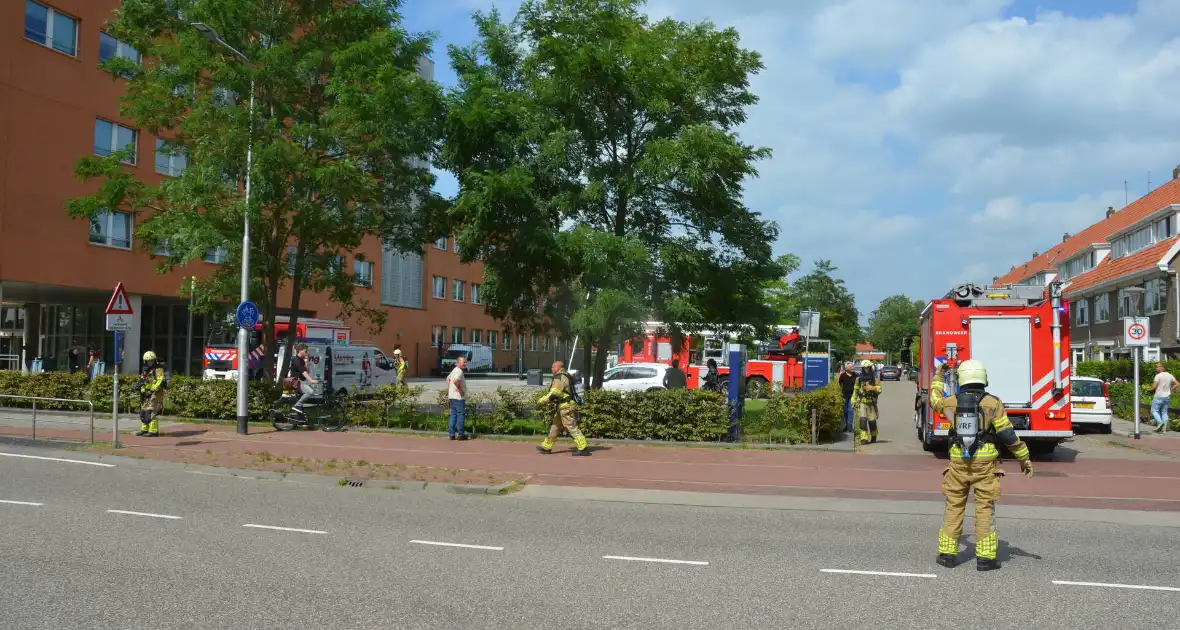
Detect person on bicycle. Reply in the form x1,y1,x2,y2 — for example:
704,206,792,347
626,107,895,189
290,344,319,415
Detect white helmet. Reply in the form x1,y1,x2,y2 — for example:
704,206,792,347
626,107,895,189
393,349,402,356
957,359,987,387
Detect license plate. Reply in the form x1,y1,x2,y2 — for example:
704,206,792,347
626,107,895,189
1073,402,1095,409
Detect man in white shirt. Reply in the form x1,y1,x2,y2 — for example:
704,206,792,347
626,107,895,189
1150,363,1175,433
447,356,468,440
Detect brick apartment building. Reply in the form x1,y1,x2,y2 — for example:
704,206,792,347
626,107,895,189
0,0,567,378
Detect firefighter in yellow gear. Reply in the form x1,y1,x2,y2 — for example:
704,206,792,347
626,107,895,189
393,348,407,386
536,361,590,456
852,359,881,444
136,351,167,437
931,359,1034,571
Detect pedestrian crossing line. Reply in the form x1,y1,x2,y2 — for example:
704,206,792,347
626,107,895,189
1052,580,1180,592
0,500,43,506
603,555,709,566
410,539,503,551
107,509,183,520
822,569,936,579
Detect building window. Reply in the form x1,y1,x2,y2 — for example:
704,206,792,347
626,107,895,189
98,32,139,75
530,334,538,351
471,284,482,305
154,138,187,176
380,246,423,309
1060,251,1096,281
89,210,132,249
1075,298,1089,327
433,236,447,250
1094,293,1110,323
452,327,464,345
431,326,442,348
152,239,172,257
354,260,373,287
487,330,498,348
203,247,228,264
502,331,512,351
1118,289,1143,318
25,1,77,56
95,119,138,165
1146,278,1169,314
453,237,460,253
541,336,549,351
431,276,445,299
471,329,482,344
452,279,465,302
286,246,298,276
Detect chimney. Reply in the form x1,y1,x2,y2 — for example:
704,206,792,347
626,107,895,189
1106,206,1116,218
1173,164,1180,180
1032,251,1039,259
1063,232,1071,243
992,275,999,284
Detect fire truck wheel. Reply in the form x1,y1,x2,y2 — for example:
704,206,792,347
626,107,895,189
746,376,769,399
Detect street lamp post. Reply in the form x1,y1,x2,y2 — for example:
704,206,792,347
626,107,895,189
193,23,255,435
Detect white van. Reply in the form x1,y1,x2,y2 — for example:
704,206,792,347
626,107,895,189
278,343,397,398
439,343,494,374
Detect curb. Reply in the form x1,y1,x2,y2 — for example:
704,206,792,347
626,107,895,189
0,436,523,496
1105,437,1180,459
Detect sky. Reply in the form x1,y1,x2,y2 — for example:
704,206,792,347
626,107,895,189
399,0,1180,322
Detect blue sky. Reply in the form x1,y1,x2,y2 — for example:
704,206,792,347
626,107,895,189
400,0,1180,322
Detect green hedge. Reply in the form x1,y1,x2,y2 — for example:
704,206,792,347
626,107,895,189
748,383,845,444
1075,359,1180,381
0,371,280,421
1105,381,1180,429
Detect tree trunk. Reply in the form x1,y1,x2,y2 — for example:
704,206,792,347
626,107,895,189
591,329,612,389
277,242,309,381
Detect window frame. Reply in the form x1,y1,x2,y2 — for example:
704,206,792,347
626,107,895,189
433,237,447,250
353,260,374,288
431,325,443,348
431,275,445,299
470,329,482,344
24,1,78,57
95,119,138,165
471,283,482,305
98,31,139,76
203,247,228,264
487,330,498,348
154,138,187,176
89,209,133,250
451,327,464,345
1074,298,1089,327
452,279,465,302
1094,293,1110,323
502,331,512,351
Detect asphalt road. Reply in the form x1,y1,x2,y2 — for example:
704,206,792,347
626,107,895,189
2,447,1177,629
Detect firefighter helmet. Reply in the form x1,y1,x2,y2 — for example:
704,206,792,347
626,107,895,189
142,351,157,362
957,359,988,387
860,359,873,368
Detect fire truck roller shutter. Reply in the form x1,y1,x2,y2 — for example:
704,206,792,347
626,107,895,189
968,316,1033,407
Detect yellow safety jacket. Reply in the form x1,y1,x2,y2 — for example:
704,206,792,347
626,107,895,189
395,358,407,383
538,372,577,408
851,374,880,405
931,377,1029,463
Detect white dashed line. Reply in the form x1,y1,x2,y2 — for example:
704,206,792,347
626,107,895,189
0,500,43,506
410,540,504,551
243,524,327,535
1053,580,1180,592
107,509,183,520
603,555,709,566
822,569,936,579
0,452,114,467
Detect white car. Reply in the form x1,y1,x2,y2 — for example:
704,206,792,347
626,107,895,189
599,362,671,392
1070,376,1113,434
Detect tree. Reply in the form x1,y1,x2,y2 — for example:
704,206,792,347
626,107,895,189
867,294,925,360
777,260,861,361
67,0,447,375
441,0,785,386
763,253,801,319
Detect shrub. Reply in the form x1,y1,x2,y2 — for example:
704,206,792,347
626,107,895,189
577,389,728,442
1076,360,1180,381
374,384,426,429
752,383,845,444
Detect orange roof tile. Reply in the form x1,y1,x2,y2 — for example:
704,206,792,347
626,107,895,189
855,343,876,352
994,178,1180,284
1064,236,1179,295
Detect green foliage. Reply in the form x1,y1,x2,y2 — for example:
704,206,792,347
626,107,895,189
750,383,845,444
67,0,449,376
578,389,728,441
0,372,279,420
442,0,786,385
1075,360,1180,381
768,260,861,361
867,295,925,361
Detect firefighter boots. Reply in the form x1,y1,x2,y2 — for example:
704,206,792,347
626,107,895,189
936,554,956,568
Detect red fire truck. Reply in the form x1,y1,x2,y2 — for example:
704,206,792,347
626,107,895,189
914,283,1073,455
617,323,813,394
202,315,351,380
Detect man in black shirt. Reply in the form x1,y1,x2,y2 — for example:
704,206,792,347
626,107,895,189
289,344,320,415
662,357,688,390
838,361,856,432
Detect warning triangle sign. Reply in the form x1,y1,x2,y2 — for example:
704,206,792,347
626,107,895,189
105,282,134,315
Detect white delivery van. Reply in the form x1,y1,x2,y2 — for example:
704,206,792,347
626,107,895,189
278,343,397,398
439,344,494,374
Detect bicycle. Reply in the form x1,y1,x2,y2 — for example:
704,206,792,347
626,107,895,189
271,382,348,432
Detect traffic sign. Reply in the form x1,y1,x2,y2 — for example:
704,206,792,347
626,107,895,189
105,282,134,315
105,314,133,332
236,301,260,329
1124,316,1150,347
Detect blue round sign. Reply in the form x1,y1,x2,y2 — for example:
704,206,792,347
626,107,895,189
236,301,260,329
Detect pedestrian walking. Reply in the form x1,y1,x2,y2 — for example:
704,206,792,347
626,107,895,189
393,348,408,386
702,358,722,392
852,360,881,444
930,360,1033,571
663,357,687,390
838,361,856,432
136,351,168,437
1150,363,1176,433
447,356,468,440
536,360,589,456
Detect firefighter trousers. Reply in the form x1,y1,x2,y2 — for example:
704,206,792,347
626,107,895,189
856,399,878,443
140,391,163,433
938,459,1002,560
541,404,588,452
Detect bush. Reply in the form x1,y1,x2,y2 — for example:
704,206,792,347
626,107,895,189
577,389,728,441
1076,359,1180,381
1106,380,1180,430
751,383,845,444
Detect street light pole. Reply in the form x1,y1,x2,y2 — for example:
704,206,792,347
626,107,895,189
192,23,254,435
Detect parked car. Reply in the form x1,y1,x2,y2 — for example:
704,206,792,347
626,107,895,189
598,362,670,392
879,365,901,381
1070,376,1112,434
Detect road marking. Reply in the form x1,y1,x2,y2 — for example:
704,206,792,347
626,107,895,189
0,500,43,506
0,452,114,467
410,540,504,551
822,569,936,579
1053,580,1180,592
603,555,709,566
107,509,183,520
243,524,327,535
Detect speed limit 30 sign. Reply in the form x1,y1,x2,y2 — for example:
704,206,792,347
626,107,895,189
1124,317,1150,346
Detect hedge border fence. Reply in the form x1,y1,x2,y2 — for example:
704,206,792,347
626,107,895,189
1074,361,1180,429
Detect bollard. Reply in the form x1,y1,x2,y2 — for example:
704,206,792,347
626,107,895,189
810,408,817,444
32,399,37,440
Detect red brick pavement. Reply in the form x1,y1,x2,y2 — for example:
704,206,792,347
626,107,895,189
4,424,1180,511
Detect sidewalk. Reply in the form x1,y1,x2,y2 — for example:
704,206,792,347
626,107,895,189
3,420,1178,512
1102,418,1180,456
